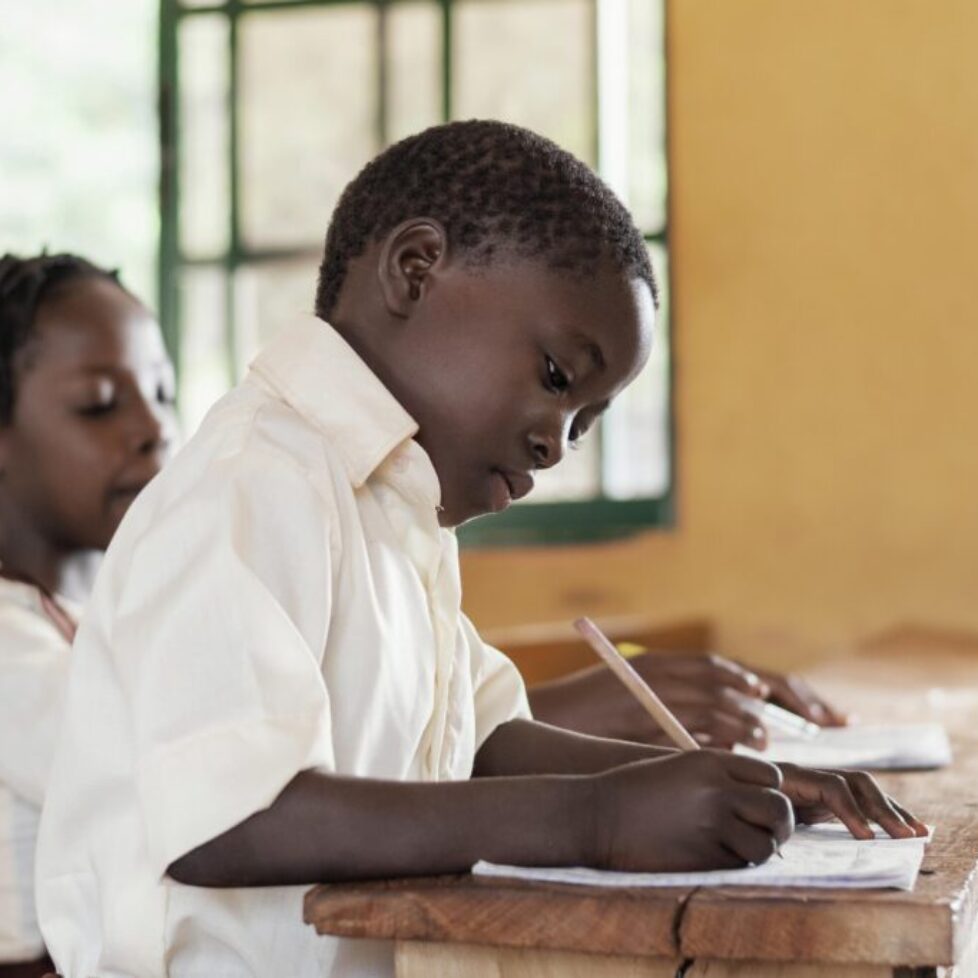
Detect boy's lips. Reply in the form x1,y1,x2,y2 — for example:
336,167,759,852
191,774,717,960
489,467,534,511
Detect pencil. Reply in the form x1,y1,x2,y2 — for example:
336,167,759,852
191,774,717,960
573,617,700,751
573,616,786,860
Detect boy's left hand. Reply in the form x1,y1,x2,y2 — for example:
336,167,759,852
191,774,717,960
777,763,928,839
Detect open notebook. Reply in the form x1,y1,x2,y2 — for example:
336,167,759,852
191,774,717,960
473,822,933,892
735,722,952,770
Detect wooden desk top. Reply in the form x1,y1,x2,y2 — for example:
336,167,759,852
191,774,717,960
304,639,978,968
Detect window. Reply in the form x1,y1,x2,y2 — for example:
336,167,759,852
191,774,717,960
159,0,671,545
2,0,157,304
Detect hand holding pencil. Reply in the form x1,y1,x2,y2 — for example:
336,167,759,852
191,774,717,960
574,617,928,849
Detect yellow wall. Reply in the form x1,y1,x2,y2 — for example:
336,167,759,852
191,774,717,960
461,0,978,667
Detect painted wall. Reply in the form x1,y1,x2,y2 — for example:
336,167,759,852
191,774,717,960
461,0,978,667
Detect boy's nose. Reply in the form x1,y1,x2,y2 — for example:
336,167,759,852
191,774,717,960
529,430,566,469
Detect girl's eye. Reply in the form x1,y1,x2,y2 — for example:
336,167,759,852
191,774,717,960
545,356,570,393
77,401,117,418
158,385,177,407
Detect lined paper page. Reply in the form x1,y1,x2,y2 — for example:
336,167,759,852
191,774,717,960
473,823,933,892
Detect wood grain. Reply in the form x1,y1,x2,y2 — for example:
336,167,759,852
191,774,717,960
684,963,899,978
396,942,679,978
304,874,686,958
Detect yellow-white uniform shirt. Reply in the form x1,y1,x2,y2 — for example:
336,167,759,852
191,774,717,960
36,318,530,978
0,578,78,963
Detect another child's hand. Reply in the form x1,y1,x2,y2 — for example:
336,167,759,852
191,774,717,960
776,763,928,839
754,669,849,726
530,652,771,749
627,652,771,748
592,750,793,872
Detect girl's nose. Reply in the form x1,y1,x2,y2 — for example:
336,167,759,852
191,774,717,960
131,398,174,456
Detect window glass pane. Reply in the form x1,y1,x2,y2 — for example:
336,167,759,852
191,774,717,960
179,266,229,436
239,7,379,249
178,15,230,258
454,0,596,167
387,1,442,144
0,0,157,303
233,257,319,375
602,242,670,499
628,0,666,232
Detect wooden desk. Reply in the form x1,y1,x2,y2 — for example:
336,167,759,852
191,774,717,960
304,641,978,977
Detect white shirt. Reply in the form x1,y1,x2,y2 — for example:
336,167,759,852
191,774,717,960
36,318,530,978
0,578,78,963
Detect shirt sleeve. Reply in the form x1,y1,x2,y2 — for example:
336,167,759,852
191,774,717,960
0,602,69,805
460,614,531,752
109,443,340,877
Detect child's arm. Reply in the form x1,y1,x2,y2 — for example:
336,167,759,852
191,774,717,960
167,749,791,887
168,723,924,889
472,717,673,775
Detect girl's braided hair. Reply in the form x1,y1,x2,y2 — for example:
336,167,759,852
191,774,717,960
0,252,125,423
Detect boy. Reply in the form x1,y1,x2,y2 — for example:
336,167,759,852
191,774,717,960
36,121,921,978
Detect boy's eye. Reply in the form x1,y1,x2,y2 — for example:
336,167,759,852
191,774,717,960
545,356,570,393
568,420,592,450
157,384,177,407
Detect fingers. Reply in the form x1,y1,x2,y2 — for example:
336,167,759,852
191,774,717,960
681,704,767,750
700,653,771,699
759,672,848,726
778,764,873,838
723,818,785,867
633,652,769,700
711,750,783,789
730,786,794,848
836,771,921,839
891,801,930,838
778,765,922,840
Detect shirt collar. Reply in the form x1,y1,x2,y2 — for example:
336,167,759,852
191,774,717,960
248,317,419,489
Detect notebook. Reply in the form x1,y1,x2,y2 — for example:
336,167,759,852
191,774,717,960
735,722,952,770
473,822,933,892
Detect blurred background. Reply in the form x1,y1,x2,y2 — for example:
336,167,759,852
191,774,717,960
2,0,672,547
4,0,978,666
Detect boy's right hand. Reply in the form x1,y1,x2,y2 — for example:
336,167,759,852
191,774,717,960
591,750,793,873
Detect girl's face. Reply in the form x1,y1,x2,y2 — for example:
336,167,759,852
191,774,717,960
0,277,177,552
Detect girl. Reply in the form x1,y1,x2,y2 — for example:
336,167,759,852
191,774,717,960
0,253,175,977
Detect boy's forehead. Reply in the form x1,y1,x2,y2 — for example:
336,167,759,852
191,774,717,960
519,263,654,346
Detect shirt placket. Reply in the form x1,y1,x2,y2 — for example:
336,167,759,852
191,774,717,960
387,453,460,780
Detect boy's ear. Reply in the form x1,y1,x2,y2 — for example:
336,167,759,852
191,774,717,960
377,219,447,317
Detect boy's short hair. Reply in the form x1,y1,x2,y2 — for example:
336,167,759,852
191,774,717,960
315,119,658,319
0,252,127,423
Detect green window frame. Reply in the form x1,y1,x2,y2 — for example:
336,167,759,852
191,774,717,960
158,0,673,547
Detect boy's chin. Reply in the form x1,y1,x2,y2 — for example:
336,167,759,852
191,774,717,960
436,494,490,528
